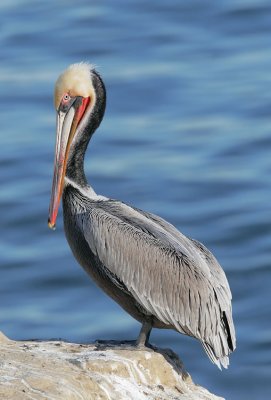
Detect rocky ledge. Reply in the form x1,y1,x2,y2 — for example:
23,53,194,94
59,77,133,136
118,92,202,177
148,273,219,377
0,331,223,400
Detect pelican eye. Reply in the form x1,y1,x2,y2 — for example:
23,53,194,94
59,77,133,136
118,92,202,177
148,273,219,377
58,93,74,113
63,93,71,102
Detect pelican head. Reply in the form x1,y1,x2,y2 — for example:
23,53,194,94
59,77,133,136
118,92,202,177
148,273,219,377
48,62,105,230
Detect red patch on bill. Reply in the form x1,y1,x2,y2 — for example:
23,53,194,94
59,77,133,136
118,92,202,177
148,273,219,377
77,97,90,123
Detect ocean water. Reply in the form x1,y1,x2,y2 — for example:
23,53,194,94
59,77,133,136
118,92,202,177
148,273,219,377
0,1,271,398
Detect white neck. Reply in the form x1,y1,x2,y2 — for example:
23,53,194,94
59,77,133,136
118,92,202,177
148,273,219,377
64,176,108,201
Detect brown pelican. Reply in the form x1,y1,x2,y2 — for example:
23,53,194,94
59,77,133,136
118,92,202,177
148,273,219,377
48,62,236,369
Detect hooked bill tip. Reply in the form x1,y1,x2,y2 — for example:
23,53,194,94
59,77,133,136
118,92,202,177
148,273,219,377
48,219,56,230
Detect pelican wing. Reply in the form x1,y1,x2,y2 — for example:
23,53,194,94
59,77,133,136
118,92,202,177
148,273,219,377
81,199,235,367
138,207,236,347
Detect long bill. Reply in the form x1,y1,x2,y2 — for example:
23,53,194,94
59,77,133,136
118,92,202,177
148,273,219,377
48,97,90,230
48,107,76,230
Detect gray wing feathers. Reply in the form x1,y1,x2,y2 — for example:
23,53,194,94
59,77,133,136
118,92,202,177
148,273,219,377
81,201,235,368
140,209,236,362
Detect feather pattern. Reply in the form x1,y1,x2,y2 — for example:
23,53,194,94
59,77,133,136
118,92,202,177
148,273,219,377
63,181,236,368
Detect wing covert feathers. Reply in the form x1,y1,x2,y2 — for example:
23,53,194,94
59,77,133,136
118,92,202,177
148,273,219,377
79,199,236,368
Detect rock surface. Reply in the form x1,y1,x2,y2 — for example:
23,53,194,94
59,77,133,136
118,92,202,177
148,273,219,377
0,331,223,400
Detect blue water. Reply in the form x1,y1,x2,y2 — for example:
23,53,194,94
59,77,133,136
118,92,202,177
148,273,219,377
0,1,271,398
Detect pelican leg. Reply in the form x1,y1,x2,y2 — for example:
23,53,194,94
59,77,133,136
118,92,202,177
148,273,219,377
136,320,152,347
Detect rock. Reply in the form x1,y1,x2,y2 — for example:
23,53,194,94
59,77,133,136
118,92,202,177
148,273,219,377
0,331,223,400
